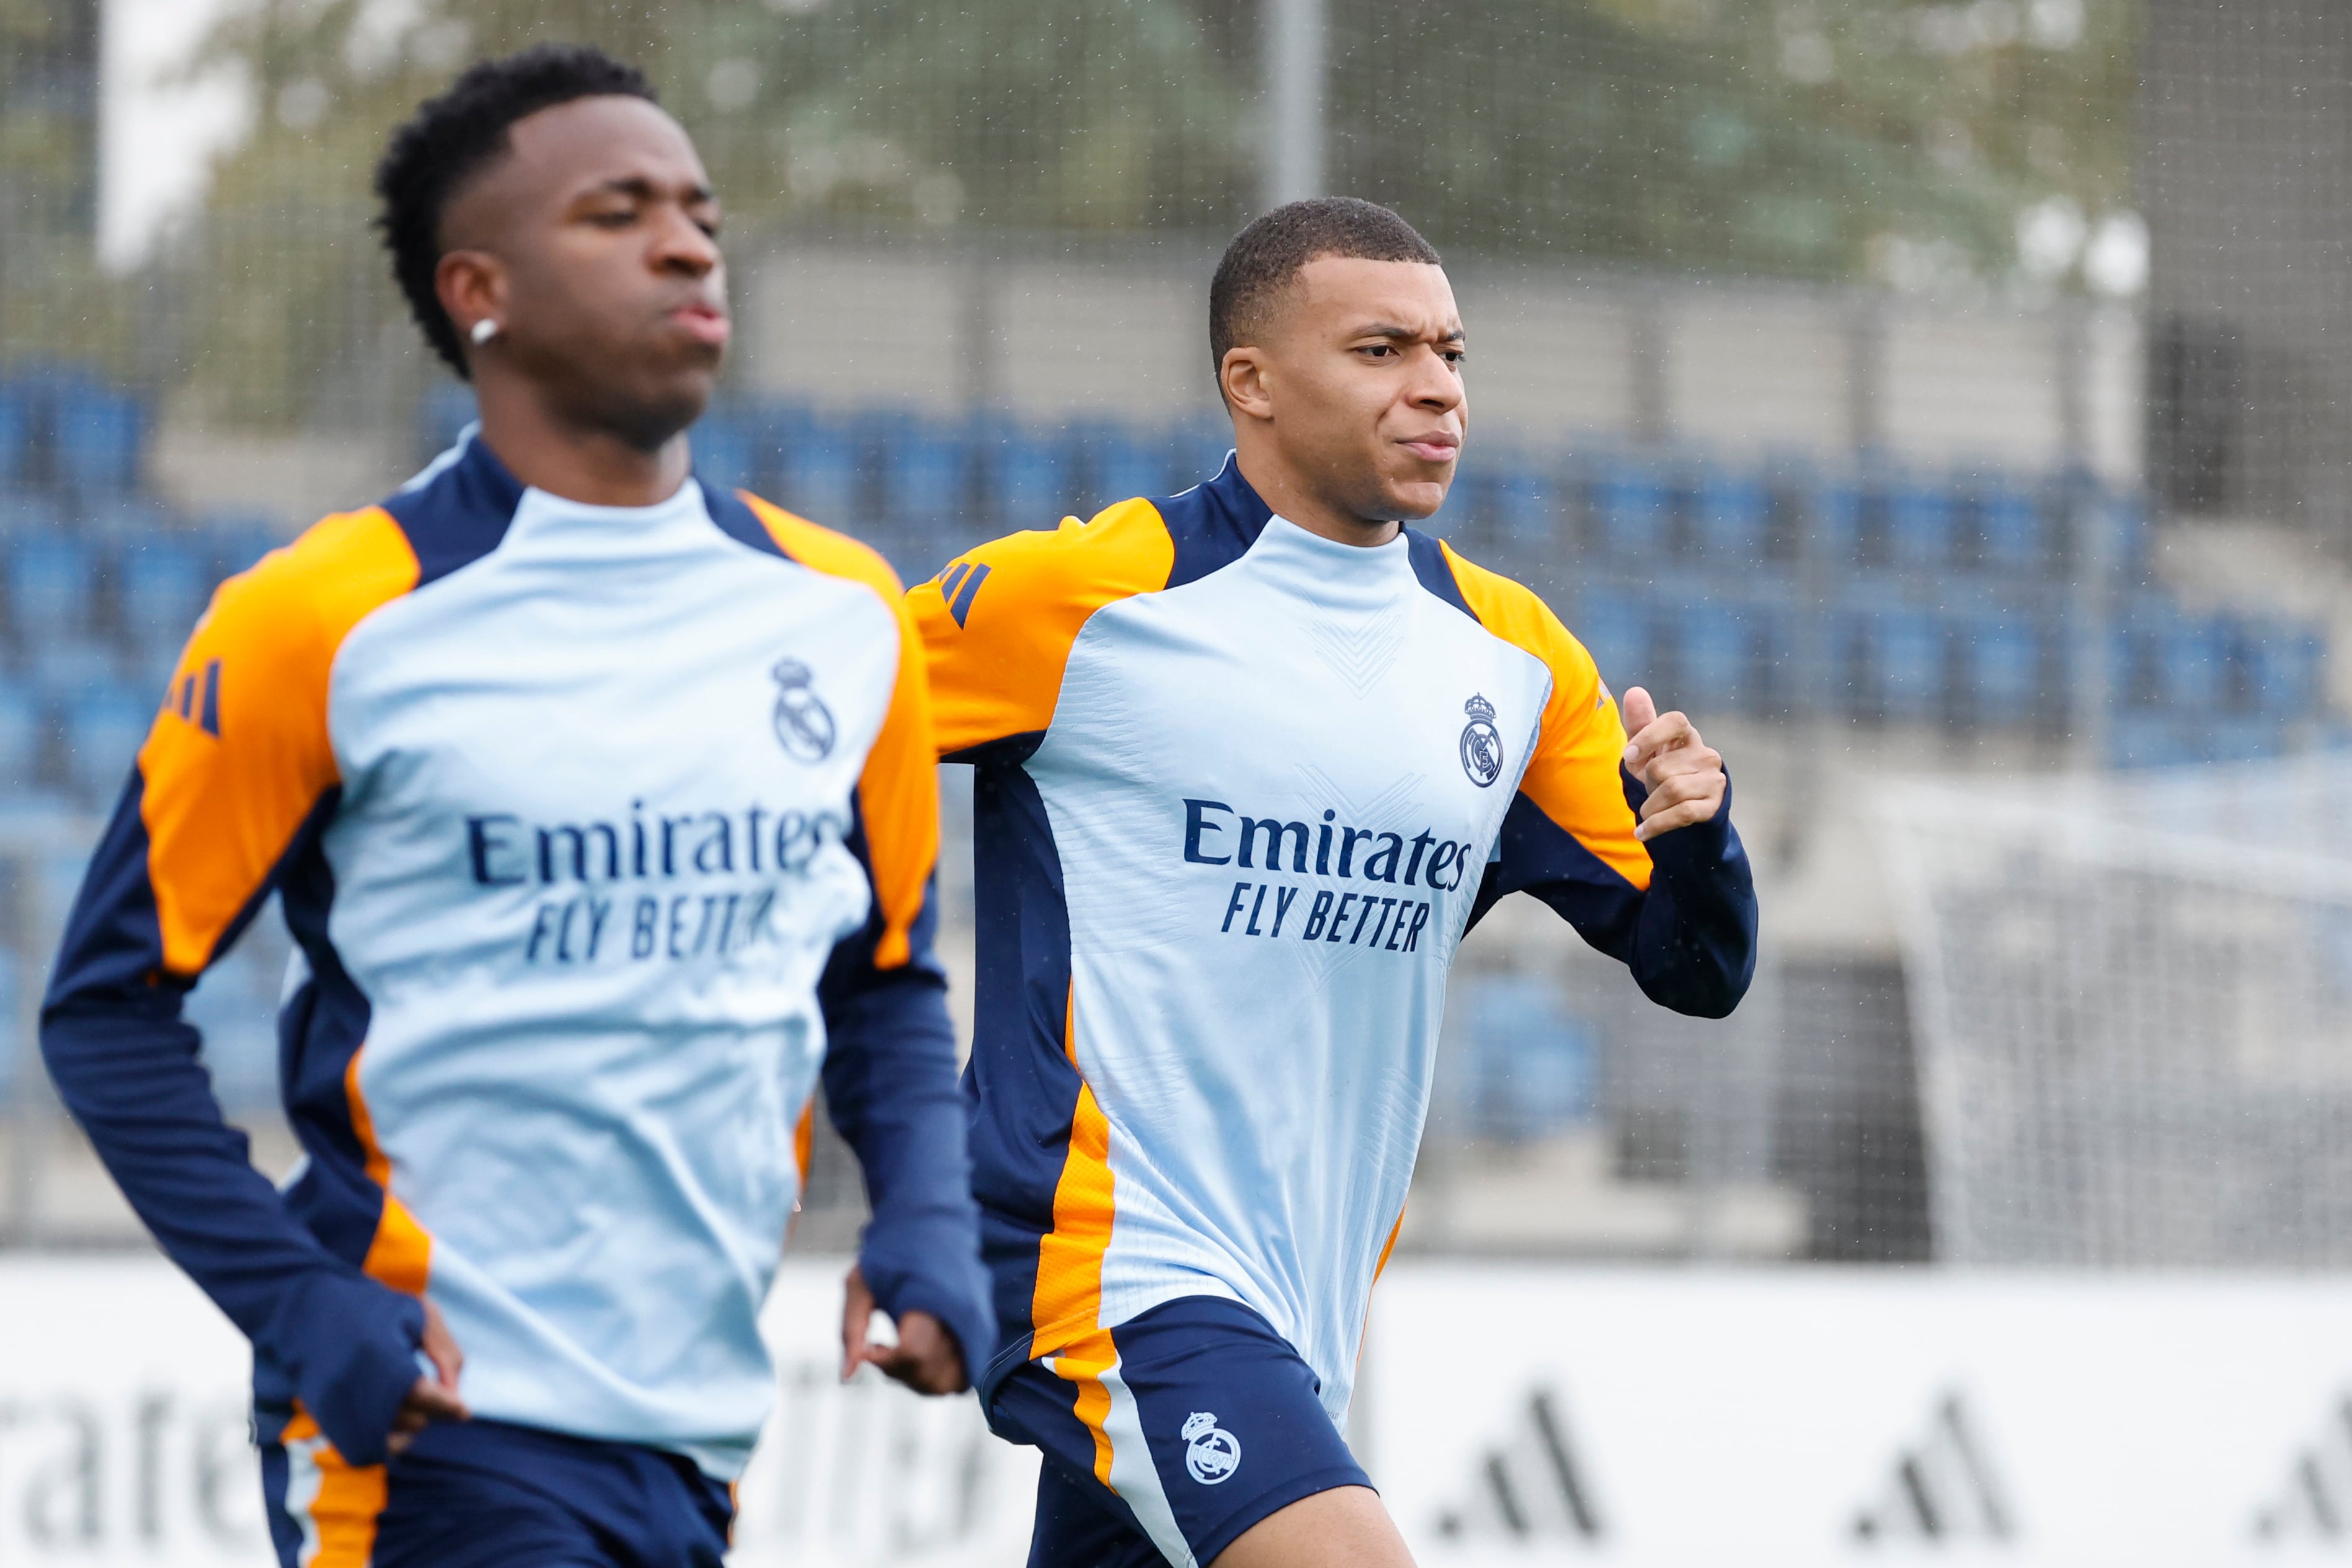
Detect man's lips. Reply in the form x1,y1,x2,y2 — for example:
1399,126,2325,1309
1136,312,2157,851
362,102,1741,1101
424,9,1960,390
1401,436,1459,464
670,304,731,347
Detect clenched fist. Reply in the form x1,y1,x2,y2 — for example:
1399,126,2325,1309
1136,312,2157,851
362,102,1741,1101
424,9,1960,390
1620,687,1726,843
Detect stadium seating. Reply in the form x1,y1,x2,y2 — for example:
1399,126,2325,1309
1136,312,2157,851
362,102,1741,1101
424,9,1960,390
51,381,143,494
0,389,25,490
117,538,209,663
1462,975,1597,1142
0,362,2333,809
1088,426,1176,515
9,534,99,641
63,684,151,802
0,685,43,793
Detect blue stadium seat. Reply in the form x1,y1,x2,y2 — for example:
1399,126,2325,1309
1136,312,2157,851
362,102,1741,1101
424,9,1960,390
1960,614,2041,722
1675,608,1753,709
9,535,98,640
880,426,969,533
180,945,282,1109
1587,459,1667,563
2159,618,2229,711
2108,714,2201,769
203,520,288,582
1972,487,2043,576
0,683,44,792
1089,428,1171,512
64,684,153,800
1816,479,1896,572
1490,470,1556,548
0,949,20,1101
0,386,28,488
1888,485,1953,574
52,383,143,493
2240,624,2326,719
1169,421,1234,490
1463,977,1595,1142
0,488,68,535
1840,607,1944,720
29,637,121,706
419,384,478,463
778,422,861,525
118,539,210,660
1572,591,1649,690
991,432,1070,529
690,411,757,501
2202,715,2284,764
1695,472,1768,565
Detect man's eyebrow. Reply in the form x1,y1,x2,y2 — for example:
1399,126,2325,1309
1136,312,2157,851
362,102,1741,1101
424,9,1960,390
579,175,718,203
1354,321,1468,343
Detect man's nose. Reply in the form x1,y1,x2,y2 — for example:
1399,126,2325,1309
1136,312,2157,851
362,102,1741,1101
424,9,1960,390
1408,348,1463,411
652,208,721,277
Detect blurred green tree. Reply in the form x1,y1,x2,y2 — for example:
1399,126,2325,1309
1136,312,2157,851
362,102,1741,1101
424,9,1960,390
51,0,2141,427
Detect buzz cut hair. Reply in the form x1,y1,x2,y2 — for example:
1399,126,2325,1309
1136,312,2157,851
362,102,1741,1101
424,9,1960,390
1209,197,1442,373
375,43,660,378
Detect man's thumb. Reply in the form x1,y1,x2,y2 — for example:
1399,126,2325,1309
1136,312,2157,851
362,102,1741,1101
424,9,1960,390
1621,685,1656,733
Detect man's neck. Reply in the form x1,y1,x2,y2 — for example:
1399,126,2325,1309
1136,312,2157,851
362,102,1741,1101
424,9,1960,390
473,378,691,508
1234,443,1401,549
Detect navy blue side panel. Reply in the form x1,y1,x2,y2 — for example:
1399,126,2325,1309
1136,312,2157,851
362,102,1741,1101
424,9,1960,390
41,774,424,1465
272,797,386,1269
379,434,525,587
944,728,1047,770
964,760,1080,1378
818,802,994,1375
1155,451,1272,590
1405,528,1478,619
701,482,786,558
1480,773,1757,1018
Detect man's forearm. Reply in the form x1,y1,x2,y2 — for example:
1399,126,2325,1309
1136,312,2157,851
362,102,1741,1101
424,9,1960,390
41,1000,424,1462
817,965,996,1371
1627,807,1758,1017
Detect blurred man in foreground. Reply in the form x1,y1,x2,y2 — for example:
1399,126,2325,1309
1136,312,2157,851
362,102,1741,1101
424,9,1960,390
910,198,1758,1567
41,45,989,1568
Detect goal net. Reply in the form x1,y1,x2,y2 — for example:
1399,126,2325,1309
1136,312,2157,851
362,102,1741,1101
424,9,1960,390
1880,757,2352,1266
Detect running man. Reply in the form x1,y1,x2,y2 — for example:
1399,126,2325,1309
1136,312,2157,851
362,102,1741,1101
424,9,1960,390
910,198,1757,1566
41,47,990,1568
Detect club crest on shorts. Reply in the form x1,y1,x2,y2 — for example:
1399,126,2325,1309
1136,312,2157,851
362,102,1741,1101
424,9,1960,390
770,658,837,763
1181,1411,1241,1486
1459,693,1504,788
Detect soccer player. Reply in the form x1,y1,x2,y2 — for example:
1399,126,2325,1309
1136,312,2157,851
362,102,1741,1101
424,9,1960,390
40,46,990,1568
909,198,1757,1567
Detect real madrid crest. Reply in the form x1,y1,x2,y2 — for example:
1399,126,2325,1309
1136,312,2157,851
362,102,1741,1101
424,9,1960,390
1459,693,1504,788
1181,1411,1241,1486
770,658,837,763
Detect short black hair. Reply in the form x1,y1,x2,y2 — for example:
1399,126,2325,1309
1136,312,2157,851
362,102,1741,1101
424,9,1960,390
375,44,659,378
1209,198,1442,373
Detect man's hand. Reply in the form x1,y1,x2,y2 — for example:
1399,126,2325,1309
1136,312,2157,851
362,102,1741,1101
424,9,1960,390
1620,686,1726,843
387,1296,469,1456
840,1264,969,1395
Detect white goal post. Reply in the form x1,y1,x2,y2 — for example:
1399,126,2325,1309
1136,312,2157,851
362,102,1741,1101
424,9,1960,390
1878,758,2352,1266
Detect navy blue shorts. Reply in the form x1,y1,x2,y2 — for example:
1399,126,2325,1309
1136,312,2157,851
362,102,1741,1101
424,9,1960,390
258,1410,734,1568
990,1295,1372,1567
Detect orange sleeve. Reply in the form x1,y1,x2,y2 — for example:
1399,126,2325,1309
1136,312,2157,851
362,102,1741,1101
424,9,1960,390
905,500,1177,761
1440,541,1653,893
141,510,420,976
744,495,939,970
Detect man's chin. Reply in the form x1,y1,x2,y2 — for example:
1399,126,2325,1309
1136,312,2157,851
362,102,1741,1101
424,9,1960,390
1380,479,1450,524
600,374,716,454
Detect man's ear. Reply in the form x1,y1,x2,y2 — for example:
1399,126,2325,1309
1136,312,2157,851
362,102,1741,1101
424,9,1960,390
1222,345,1275,424
435,250,507,355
